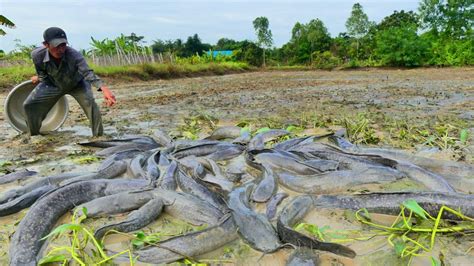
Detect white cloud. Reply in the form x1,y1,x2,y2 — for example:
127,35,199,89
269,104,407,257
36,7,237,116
150,16,187,24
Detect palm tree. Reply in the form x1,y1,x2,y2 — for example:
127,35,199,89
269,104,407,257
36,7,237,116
0,15,15,36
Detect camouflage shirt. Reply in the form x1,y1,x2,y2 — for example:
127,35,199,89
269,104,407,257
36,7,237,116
31,46,103,91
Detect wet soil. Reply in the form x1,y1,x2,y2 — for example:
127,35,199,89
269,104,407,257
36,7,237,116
0,68,473,265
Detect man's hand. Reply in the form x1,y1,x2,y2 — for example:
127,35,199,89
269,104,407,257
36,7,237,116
31,75,39,85
101,86,116,107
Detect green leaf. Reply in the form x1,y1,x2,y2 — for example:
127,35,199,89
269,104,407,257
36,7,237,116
38,254,67,264
319,225,330,233
82,207,88,217
41,224,83,240
182,131,197,140
131,239,144,249
359,208,371,221
294,223,305,231
460,129,469,143
402,199,427,220
0,160,13,167
299,223,326,240
195,224,208,231
286,125,302,132
143,234,161,243
135,231,145,240
431,257,441,266
394,240,406,257
255,127,270,134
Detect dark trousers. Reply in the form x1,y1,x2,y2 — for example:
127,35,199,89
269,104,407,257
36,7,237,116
23,80,103,136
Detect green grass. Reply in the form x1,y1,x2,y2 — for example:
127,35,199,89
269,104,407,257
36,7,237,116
92,61,252,80
0,64,36,90
0,61,252,91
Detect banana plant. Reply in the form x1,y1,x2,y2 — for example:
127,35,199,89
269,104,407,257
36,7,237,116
0,15,15,36
89,37,116,55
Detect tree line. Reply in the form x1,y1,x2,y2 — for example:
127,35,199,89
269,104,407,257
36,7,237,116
1,1,472,68
150,1,472,68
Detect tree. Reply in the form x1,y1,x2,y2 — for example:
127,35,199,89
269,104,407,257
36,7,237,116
232,40,263,66
418,0,473,39
126,33,145,45
151,38,185,55
215,38,239,50
0,15,15,36
331,33,352,62
183,34,211,57
283,19,332,65
418,0,473,66
253,16,273,67
306,19,332,54
345,3,372,58
374,10,428,67
378,10,419,30
375,25,428,66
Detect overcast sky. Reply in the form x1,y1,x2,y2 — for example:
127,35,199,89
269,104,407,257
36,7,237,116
1,0,420,52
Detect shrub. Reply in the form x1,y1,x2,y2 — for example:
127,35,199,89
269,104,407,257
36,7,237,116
311,51,341,69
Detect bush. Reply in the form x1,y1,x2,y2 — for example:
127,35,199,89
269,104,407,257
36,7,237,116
375,25,428,67
423,36,474,66
311,51,341,69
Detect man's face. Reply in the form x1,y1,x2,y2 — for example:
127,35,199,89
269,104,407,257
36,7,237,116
44,42,67,59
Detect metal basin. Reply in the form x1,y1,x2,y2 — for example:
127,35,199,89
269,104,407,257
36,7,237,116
4,80,69,133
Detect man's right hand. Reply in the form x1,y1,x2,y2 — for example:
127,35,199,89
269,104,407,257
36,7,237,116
31,75,39,85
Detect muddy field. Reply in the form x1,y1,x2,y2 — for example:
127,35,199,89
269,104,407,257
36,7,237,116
0,68,473,265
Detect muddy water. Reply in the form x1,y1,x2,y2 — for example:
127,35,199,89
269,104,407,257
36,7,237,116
0,69,473,264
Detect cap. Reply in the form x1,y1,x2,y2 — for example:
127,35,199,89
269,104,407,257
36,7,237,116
43,27,68,47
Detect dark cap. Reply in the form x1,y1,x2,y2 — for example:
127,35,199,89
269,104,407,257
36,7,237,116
43,27,68,47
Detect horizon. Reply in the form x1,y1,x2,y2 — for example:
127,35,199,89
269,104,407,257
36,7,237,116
1,0,419,53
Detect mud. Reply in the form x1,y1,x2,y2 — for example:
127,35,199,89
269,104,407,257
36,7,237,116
0,68,473,264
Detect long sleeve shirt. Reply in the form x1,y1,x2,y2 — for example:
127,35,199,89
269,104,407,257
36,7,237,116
31,46,103,91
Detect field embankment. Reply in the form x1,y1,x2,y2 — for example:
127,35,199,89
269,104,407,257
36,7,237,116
0,61,253,92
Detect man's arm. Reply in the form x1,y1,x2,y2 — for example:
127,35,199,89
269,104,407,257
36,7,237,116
74,50,103,90
73,49,116,106
31,48,49,85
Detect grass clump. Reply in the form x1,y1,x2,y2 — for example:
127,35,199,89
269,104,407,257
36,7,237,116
338,113,381,145
0,64,36,90
296,200,474,265
175,112,218,140
39,208,134,265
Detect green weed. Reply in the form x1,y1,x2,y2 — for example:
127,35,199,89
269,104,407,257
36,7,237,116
355,200,474,264
0,160,13,175
39,208,134,265
297,200,474,265
338,113,381,145
72,156,101,165
176,112,218,140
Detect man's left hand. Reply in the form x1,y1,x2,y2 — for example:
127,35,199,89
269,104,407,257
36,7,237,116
31,75,39,85
101,86,116,107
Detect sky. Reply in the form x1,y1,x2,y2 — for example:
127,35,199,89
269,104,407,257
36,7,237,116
1,0,420,53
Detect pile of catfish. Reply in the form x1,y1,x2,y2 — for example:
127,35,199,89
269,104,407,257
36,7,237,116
1,126,474,265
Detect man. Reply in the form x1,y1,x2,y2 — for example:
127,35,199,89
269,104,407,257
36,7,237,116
25,26,116,138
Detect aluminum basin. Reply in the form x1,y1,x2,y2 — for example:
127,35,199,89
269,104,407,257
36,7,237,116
4,80,69,133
